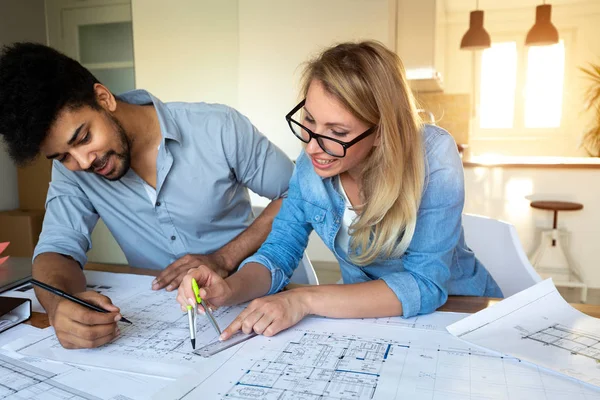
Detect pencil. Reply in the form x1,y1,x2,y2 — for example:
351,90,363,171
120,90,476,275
30,279,132,324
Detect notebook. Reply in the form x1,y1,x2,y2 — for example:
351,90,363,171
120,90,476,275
0,257,33,294
0,297,31,333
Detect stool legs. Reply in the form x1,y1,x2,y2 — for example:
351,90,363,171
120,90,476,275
552,210,557,246
530,229,587,303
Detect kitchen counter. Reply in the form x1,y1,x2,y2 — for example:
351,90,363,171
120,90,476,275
462,155,600,169
462,164,600,288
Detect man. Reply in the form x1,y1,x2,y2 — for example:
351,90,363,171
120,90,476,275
0,43,293,349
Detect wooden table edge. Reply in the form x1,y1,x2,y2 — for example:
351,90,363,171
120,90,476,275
24,263,600,328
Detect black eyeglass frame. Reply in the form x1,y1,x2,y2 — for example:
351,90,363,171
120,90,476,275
285,99,376,158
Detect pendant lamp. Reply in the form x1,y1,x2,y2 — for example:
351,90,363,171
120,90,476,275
525,1,559,46
460,0,491,50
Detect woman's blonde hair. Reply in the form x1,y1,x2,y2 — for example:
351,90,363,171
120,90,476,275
301,41,425,265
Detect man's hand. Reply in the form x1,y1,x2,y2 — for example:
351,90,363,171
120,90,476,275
153,253,230,291
50,291,122,349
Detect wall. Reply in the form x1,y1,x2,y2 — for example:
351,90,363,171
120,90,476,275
464,166,600,288
130,0,391,263
444,1,600,157
132,0,239,106
237,0,390,158
0,0,47,211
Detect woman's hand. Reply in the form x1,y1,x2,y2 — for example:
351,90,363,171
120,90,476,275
220,289,311,340
176,265,233,312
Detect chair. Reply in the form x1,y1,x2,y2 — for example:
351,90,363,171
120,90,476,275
251,206,319,285
462,214,541,297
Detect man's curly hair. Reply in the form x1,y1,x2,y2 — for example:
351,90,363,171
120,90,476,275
0,42,101,165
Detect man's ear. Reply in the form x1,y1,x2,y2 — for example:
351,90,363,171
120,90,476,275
94,83,117,112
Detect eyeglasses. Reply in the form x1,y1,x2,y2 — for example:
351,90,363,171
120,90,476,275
285,99,376,158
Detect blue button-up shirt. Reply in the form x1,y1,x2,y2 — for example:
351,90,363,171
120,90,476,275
240,125,502,317
34,90,294,270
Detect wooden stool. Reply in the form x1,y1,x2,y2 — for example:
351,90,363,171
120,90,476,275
529,200,587,302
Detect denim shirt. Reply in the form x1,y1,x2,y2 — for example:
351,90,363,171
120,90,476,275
240,125,502,317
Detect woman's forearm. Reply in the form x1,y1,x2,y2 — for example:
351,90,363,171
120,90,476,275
297,280,404,319
224,262,272,306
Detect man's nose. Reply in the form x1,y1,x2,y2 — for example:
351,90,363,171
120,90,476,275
70,149,94,171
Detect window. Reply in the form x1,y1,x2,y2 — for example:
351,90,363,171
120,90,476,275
480,42,517,129
478,40,565,130
524,42,565,128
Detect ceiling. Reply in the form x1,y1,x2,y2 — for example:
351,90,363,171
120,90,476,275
443,0,594,13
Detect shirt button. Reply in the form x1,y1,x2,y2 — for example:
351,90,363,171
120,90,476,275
170,235,176,241
156,202,161,207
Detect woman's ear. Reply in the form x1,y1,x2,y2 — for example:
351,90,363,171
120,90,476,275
94,83,117,112
373,129,381,147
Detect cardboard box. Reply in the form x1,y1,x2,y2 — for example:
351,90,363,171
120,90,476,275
0,210,45,257
17,157,51,211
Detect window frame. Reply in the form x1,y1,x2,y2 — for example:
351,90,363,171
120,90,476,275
472,29,574,140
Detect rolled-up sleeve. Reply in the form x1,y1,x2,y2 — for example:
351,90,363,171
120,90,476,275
222,108,294,200
238,163,313,294
33,162,99,268
380,132,464,317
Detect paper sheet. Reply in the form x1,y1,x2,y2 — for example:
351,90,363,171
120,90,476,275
447,278,600,388
0,242,9,254
350,310,468,332
0,324,40,347
0,348,171,399
0,269,156,314
11,285,248,378
154,313,600,400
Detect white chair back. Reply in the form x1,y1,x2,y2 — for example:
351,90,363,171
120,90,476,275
252,205,319,285
462,213,541,297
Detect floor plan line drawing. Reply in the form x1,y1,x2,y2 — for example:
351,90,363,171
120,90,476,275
447,279,600,388
0,353,100,400
454,291,557,339
154,316,600,400
523,324,600,362
11,283,250,378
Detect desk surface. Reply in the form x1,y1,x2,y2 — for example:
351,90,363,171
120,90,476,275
26,262,600,329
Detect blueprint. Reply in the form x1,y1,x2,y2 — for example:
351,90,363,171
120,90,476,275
0,270,153,314
154,315,600,400
447,278,600,388
11,286,247,377
0,348,171,399
354,310,468,331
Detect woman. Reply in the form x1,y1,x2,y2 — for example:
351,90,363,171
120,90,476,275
177,41,502,341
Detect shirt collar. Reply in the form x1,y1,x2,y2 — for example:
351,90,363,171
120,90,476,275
116,89,182,145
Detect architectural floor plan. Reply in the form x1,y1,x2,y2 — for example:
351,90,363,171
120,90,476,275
523,324,600,362
0,352,96,400
448,279,600,388
155,315,600,400
0,349,170,400
14,288,247,377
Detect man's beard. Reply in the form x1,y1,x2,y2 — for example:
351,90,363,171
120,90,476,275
87,113,131,181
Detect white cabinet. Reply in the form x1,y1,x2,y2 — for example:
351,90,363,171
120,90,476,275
395,0,445,91
46,0,135,94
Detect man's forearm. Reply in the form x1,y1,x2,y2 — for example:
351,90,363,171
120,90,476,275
216,199,283,272
32,253,86,317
